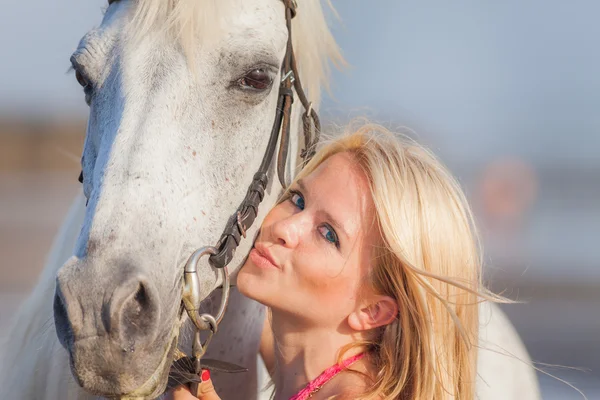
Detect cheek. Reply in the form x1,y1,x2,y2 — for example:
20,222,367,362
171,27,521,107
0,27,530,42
295,256,360,304
260,202,290,232
314,280,356,306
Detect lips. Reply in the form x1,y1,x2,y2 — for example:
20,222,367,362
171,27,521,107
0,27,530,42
251,243,279,269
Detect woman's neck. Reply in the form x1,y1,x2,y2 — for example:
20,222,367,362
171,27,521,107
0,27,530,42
269,312,365,400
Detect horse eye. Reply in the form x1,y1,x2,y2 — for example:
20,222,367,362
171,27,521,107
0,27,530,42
238,69,273,91
75,70,90,88
73,67,93,105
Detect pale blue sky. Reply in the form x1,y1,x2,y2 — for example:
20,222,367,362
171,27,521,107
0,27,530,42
0,0,104,116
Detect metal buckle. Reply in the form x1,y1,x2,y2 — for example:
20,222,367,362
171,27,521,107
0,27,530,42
281,70,295,84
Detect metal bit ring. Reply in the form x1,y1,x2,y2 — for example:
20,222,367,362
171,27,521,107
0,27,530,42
182,246,231,360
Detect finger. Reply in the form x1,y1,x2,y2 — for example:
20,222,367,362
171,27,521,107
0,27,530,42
195,369,221,400
164,385,197,400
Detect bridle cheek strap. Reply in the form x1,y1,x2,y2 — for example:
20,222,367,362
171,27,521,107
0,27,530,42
208,0,318,269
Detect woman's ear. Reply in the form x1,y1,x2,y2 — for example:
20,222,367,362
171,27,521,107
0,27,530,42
348,295,398,331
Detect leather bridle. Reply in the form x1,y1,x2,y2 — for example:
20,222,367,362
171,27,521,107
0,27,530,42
177,1,320,391
81,0,319,394
207,0,319,270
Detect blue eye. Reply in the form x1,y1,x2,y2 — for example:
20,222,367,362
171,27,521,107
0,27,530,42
290,192,305,210
318,225,339,247
288,189,340,249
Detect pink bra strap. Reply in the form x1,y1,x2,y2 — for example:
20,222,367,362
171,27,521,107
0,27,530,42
289,353,365,400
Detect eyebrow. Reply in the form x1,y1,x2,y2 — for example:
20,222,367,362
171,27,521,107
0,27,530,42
297,178,350,240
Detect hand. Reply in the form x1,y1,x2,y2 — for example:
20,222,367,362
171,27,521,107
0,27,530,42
165,370,221,400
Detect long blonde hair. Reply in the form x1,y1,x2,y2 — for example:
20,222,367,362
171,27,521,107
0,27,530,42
292,123,498,399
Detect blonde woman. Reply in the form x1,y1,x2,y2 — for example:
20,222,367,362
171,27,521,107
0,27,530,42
170,124,494,400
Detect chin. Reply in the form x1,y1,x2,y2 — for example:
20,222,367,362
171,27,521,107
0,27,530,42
237,267,274,306
236,268,258,298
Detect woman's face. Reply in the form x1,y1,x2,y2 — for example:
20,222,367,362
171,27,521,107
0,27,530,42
237,152,379,329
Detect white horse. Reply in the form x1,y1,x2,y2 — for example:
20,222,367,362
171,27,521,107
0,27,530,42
0,1,539,399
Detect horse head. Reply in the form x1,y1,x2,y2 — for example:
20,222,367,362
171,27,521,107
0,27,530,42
52,0,340,397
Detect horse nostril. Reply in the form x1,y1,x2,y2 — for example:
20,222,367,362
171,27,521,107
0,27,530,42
134,283,149,311
115,280,160,348
53,288,74,349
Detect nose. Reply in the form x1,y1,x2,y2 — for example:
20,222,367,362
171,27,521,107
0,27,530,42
271,212,304,248
54,264,161,350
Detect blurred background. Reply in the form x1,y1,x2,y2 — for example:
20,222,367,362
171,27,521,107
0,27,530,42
0,0,598,398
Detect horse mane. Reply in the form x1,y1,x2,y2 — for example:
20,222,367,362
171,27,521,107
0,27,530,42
128,0,344,105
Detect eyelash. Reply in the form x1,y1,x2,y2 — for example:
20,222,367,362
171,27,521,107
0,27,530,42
288,189,341,249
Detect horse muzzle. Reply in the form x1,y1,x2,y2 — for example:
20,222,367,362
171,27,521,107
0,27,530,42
53,257,180,397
